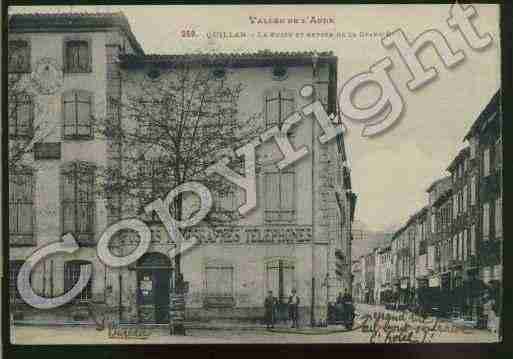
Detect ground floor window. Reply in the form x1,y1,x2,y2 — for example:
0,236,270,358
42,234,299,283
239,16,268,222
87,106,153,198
204,261,235,308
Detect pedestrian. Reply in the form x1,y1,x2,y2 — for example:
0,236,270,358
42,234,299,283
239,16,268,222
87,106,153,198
342,289,352,302
288,289,300,328
264,290,276,329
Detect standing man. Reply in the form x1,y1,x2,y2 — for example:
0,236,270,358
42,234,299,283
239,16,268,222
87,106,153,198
288,289,300,328
264,291,277,329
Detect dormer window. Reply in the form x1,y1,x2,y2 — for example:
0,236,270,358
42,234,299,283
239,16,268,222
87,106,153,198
272,65,288,81
65,40,91,73
211,67,226,80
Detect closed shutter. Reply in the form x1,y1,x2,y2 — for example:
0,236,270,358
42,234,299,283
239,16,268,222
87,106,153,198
206,265,233,297
9,172,34,236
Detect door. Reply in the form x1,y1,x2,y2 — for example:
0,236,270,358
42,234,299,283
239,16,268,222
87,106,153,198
137,253,172,323
154,268,170,323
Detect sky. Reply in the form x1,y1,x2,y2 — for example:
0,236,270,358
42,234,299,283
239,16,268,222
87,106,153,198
9,4,501,232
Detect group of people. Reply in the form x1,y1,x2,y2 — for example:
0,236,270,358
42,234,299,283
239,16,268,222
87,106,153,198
264,289,354,329
264,289,300,329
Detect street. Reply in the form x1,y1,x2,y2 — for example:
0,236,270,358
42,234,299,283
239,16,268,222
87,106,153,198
11,304,498,344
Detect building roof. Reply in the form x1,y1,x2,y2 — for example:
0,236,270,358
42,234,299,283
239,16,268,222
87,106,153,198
405,205,429,226
464,90,500,141
432,188,453,208
119,50,337,68
426,175,451,193
392,225,406,240
8,12,144,55
447,146,470,172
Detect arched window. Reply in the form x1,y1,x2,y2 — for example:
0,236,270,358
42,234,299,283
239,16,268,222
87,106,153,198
61,162,95,242
63,90,93,139
64,260,92,302
9,168,34,245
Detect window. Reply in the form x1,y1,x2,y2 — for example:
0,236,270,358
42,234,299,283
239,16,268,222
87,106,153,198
452,236,457,260
9,93,33,138
471,176,476,205
9,40,30,72
482,266,491,284
495,197,502,239
462,231,467,261
205,263,234,298
483,147,490,177
482,202,490,241
9,170,34,238
62,163,95,238
264,89,295,129
63,90,93,139
213,188,238,213
9,261,24,302
271,65,288,81
462,185,467,212
470,225,476,255
139,158,167,208
65,40,91,73
264,171,295,222
495,138,502,170
211,67,226,80
453,194,458,219
470,139,477,159
266,259,295,302
64,260,92,302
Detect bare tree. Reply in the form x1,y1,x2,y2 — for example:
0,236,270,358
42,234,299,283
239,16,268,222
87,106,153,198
7,49,56,172
99,60,261,224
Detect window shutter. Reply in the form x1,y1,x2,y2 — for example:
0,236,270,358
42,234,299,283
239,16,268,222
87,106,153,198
265,173,280,210
483,202,490,241
483,148,490,177
281,172,294,210
495,197,502,238
471,177,476,205
471,224,476,255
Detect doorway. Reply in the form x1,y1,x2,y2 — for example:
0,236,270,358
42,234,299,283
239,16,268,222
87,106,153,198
137,252,172,324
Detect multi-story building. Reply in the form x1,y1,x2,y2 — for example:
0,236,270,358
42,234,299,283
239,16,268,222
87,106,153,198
374,245,392,305
388,90,501,322
391,224,410,305
426,177,452,312
447,147,475,316
8,12,356,326
8,12,144,324
463,90,502,317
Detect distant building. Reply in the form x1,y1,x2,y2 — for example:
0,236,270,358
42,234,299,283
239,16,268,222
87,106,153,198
389,90,501,323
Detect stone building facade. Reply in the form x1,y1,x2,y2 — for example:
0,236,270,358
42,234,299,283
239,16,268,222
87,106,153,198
388,91,501,321
8,12,356,326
